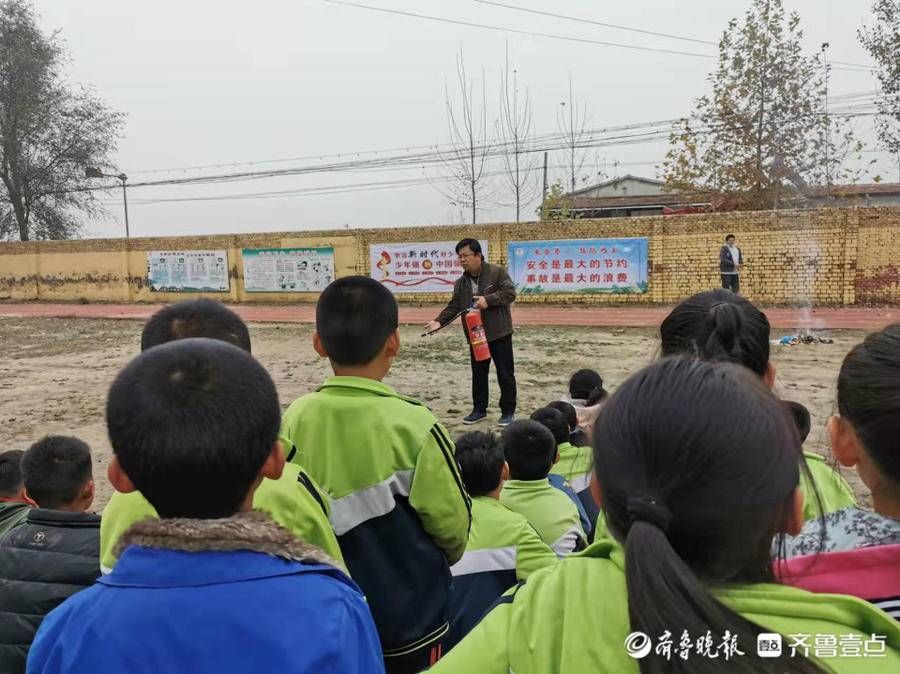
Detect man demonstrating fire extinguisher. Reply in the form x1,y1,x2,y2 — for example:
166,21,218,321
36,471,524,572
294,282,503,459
425,238,517,426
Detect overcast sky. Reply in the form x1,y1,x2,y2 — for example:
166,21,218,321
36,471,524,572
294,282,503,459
35,0,894,238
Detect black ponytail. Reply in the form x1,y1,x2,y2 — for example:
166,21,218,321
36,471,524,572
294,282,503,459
703,301,745,364
595,357,823,673
586,385,608,407
569,368,607,404
661,290,770,377
837,323,900,483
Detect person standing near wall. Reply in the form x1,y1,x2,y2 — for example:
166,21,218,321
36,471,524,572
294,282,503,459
425,239,517,426
719,234,743,293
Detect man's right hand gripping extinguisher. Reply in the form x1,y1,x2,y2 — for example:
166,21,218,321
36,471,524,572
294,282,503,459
464,308,491,361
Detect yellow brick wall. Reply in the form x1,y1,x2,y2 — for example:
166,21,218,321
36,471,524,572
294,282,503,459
1,206,899,305
855,209,900,304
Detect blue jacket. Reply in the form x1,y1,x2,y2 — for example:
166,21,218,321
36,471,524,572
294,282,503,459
26,513,384,674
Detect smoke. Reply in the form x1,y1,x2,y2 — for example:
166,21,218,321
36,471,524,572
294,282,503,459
794,235,826,333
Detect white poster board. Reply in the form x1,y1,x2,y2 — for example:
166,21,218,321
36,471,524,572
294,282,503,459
242,247,335,292
147,250,229,292
369,240,489,293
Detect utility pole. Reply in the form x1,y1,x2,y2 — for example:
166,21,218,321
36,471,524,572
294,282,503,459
542,151,548,204
821,42,831,190
85,167,130,238
120,175,130,239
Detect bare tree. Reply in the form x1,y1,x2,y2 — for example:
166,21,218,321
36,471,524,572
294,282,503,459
496,46,539,223
557,75,591,195
0,0,123,241
435,50,492,224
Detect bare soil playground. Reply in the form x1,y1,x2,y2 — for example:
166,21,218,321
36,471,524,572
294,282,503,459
0,317,868,509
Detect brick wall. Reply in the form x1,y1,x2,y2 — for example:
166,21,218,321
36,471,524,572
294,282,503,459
1,206,899,305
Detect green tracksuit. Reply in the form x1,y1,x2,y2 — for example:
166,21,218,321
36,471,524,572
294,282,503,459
280,375,471,659
448,496,556,641
589,451,854,530
554,441,593,493
801,451,856,521
500,479,587,557
433,539,900,673
99,461,344,571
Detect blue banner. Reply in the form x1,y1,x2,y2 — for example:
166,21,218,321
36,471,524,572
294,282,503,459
507,238,649,294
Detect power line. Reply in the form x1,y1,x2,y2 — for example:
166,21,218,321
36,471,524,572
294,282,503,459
128,141,448,176
112,90,880,179
829,60,875,69
474,0,715,46
475,1,875,70
77,108,879,197
77,118,683,194
84,107,880,206
321,0,715,59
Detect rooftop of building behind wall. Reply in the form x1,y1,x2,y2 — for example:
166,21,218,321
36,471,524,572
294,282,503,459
545,175,900,218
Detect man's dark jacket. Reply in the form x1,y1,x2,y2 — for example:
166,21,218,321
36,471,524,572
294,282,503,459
0,508,100,672
719,245,743,273
436,261,516,342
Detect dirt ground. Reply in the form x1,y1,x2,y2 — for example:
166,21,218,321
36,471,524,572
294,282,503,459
0,317,869,510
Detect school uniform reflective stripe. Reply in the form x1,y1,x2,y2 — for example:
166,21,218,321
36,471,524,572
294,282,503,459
329,470,414,535
450,546,517,577
551,525,584,557
569,473,590,493
875,598,900,619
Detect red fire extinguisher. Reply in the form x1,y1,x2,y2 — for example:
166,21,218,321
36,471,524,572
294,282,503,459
464,308,491,361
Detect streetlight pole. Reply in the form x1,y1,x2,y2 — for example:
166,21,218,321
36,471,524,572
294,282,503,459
119,174,129,239
85,167,130,238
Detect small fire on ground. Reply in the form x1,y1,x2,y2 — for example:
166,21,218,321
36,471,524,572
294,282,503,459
776,327,835,346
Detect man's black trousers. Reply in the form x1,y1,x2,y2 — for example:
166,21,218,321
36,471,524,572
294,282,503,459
721,274,740,293
470,334,517,415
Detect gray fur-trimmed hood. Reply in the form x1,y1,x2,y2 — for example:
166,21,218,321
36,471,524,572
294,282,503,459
115,510,339,568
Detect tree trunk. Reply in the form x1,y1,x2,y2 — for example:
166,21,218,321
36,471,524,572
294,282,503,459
754,0,771,202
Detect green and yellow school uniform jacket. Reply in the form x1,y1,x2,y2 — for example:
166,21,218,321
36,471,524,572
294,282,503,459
554,441,593,494
553,441,600,532
99,461,343,572
280,376,471,656
801,451,857,521
448,496,557,641
433,539,900,673
500,479,587,557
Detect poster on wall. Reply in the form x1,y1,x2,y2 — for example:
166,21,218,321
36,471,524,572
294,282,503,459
147,250,229,292
242,247,335,292
369,240,488,293
507,238,649,294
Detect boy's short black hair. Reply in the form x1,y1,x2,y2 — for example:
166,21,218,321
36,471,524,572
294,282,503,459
107,338,280,519
0,450,25,498
455,238,482,257
725,234,736,242
530,407,569,446
784,400,811,444
316,276,399,366
141,299,252,353
501,420,556,480
546,400,577,432
455,431,505,497
22,437,92,509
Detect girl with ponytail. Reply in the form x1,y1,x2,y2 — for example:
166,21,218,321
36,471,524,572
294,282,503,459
780,324,900,618
660,289,856,522
433,357,899,672
563,368,608,444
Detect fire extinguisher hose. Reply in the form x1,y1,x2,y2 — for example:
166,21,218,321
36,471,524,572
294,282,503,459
420,283,496,337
